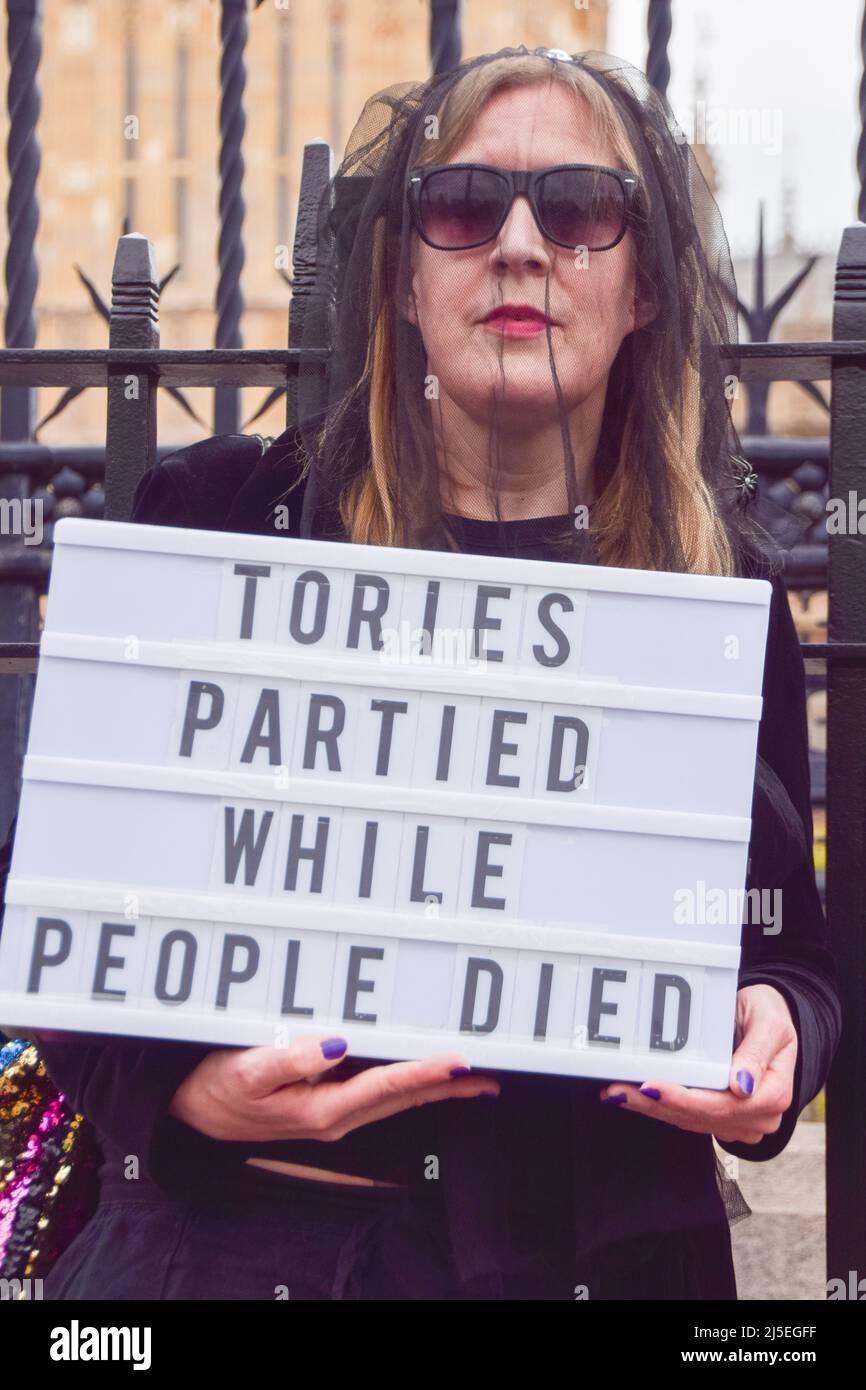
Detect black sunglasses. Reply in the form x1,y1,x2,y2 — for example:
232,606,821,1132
407,163,640,252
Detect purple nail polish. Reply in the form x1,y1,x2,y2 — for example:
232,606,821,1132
479,1090,499,1098
602,1092,628,1105
450,1065,471,1077
320,1038,348,1059
736,1069,754,1095
640,1087,662,1101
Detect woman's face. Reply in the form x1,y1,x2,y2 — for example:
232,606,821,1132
407,82,645,429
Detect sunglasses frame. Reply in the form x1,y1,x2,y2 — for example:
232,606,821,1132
406,162,640,252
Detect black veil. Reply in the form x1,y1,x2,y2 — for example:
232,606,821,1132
286,44,783,580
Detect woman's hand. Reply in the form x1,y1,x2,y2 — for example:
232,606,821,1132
597,983,798,1145
167,1035,500,1143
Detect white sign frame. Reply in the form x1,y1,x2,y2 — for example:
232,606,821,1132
0,517,772,1087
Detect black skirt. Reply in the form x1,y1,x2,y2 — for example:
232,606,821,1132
43,1163,737,1302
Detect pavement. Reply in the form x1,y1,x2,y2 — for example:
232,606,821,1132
724,1121,827,1300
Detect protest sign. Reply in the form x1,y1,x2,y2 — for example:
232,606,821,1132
0,517,771,1085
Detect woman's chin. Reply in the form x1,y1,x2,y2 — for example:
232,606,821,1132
455,384,586,421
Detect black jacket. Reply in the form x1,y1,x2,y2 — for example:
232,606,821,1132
0,427,842,1294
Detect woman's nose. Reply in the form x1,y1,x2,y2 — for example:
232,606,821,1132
488,194,552,268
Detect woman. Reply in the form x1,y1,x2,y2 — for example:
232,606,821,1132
23,46,839,1300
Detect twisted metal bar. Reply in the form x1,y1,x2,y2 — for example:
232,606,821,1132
215,0,249,434
3,0,41,404
646,0,672,100
430,0,461,77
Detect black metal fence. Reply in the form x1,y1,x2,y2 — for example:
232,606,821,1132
1,0,864,1288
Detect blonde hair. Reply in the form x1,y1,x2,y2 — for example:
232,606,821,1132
338,54,735,576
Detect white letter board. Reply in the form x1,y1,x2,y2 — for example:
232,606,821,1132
0,517,772,1087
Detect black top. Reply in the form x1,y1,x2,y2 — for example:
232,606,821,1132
0,429,842,1296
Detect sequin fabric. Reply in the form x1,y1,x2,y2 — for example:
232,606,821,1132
0,1039,100,1287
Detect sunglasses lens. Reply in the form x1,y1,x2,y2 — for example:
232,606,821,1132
417,167,507,248
537,168,627,248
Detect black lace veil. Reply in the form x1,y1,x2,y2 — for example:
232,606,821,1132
288,44,782,579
